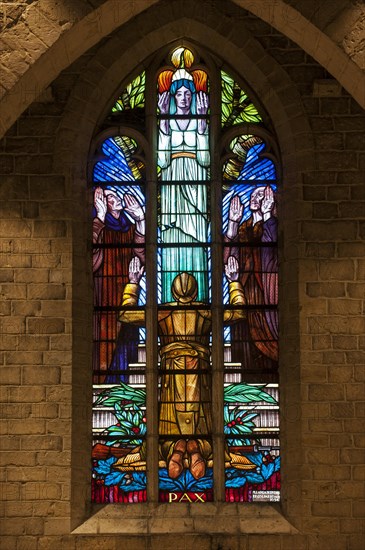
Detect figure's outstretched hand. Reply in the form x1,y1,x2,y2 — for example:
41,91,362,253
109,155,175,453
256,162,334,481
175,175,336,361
129,256,144,284
158,91,170,114
196,91,209,115
94,187,107,222
225,255,239,282
124,194,144,222
229,195,244,223
261,186,275,216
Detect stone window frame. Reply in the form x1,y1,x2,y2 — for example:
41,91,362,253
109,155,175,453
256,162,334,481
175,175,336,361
72,42,298,535
54,18,311,535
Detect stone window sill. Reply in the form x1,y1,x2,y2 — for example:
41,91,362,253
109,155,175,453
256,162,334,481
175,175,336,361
72,503,297,535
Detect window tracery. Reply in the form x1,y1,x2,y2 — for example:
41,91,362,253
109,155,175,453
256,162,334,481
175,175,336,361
91,45,280,504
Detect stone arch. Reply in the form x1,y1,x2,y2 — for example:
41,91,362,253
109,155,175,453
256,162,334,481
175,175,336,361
231,0,365,104
56,8,312,529
0,0,364,138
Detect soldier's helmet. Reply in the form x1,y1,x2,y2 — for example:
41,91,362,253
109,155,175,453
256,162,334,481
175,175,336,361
171,272,198,303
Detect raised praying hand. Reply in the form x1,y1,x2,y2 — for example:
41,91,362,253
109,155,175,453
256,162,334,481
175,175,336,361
196,91,209,115
229,195,244,223
261,186,275,217
94,187,107,223
124,194,144,222
225,256,240,283
128,256,144,284
158,91,170,114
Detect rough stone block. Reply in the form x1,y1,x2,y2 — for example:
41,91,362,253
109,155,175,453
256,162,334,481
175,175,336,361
0,154,14,173
312,80,342,98
340,448,365,464
0,219,31,237
346,283,365,298
314,133,344,150
29,175,66,200
0,316,25,334
327,186,350,201
308,316,363,335
14,154,53,174
338,242,365,257
18,117,60,137
6,351,42,365
0,268,13,282
22,366,60,385
303,185,327,201
350,185,365,200
0,283,26,299
49,335,71,351
22,201,40,218
305,242,336,258
8,386,45,402
33,221,67,237
27,317,65,334
308,384,344,401
330,402,354,418
328,299,362,315
334,116,365,132
345,383,365,400
312,203,338,219
346,351,365,364
329,433,353,448
8,418,45,435
27,284,66,300
307,535,348,550
17,335,49,355
306,282,345,298
312,501,351,517
0,517,26,535
302,221,357,240
301,517,339,534
308,419,343,433
340,518,365,533
320,97,350,115
0,537,17,550
21,435,63,451
312,334,331,350
339,201,365,218
41,301,71,317
327,365,354,383
11,300,41,316
317,152,357,170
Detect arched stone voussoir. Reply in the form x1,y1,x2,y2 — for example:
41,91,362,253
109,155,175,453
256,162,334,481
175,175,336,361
231,0,365,108
0,0,160,139
0,0,364,140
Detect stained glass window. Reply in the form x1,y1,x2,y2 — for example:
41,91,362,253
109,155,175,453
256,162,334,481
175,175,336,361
92,46,280,504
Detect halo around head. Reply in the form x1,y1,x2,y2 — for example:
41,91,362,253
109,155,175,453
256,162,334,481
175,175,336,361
171,47,194,69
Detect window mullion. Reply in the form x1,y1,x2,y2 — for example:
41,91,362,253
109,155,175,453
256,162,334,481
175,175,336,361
145,69,159,503
211,75,225,503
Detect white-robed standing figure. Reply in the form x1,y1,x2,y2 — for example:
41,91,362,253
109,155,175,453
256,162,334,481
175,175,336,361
157,67,210,303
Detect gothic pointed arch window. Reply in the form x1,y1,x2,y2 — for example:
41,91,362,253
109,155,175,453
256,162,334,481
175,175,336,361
91,45,280,504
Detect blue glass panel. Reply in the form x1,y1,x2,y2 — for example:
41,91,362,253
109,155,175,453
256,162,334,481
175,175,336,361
238,143,276,181
94,137,140,182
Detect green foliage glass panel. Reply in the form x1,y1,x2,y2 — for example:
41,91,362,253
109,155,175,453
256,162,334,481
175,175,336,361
112,71,146,112
221,70,262,127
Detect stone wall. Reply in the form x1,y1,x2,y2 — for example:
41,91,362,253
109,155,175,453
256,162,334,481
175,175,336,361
0,1,364,549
